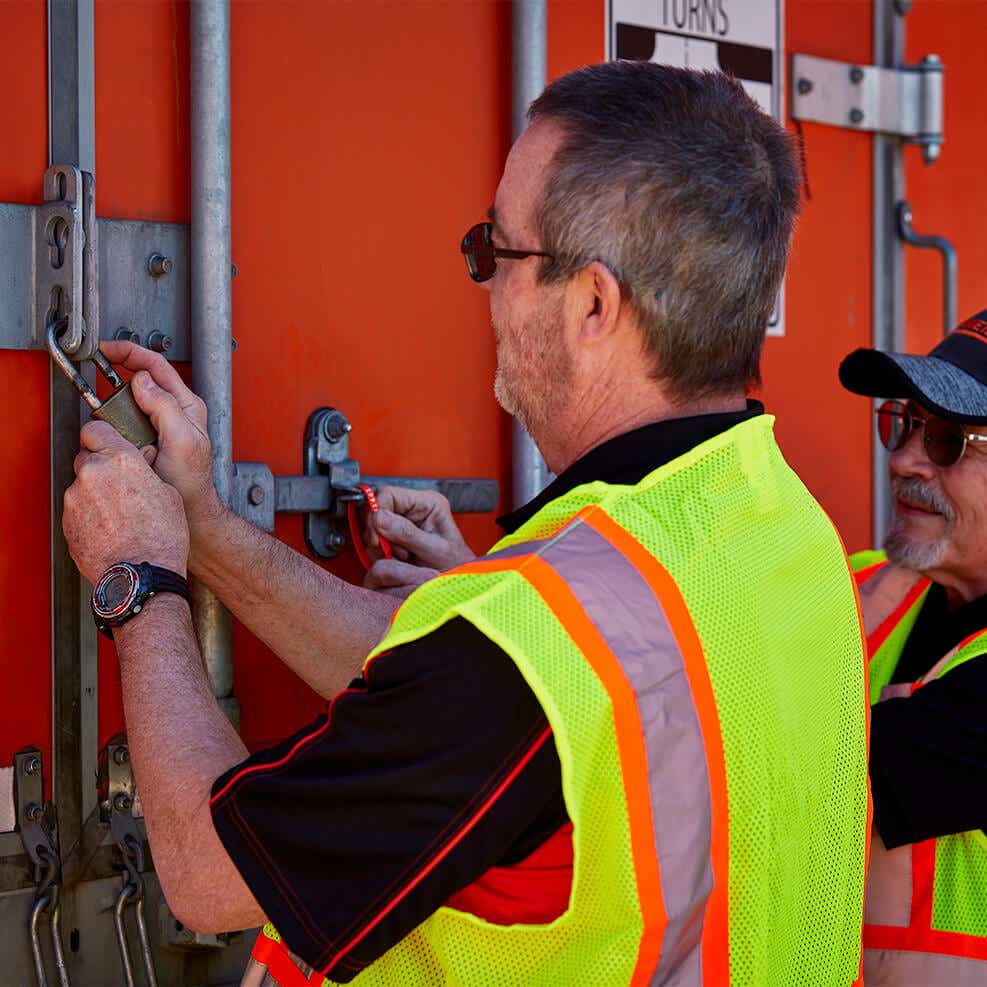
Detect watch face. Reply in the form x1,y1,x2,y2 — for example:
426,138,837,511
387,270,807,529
94,564,139,619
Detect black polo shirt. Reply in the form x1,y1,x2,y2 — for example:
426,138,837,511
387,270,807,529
870,585,987,849
210,403,762,980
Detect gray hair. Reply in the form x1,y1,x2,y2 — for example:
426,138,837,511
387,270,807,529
529,61,801,401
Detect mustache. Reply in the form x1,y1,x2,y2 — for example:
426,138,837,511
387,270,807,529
891,476,956,522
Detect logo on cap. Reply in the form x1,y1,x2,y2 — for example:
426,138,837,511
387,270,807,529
953,312,987,344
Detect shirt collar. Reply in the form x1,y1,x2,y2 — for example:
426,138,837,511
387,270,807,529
498,400,765,534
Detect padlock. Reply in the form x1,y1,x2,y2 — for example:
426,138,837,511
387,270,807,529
48,322,157,449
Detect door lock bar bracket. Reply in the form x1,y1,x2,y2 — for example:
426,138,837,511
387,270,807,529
232,407,499,560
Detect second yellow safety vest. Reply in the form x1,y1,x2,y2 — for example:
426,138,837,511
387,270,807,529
854,551,987,986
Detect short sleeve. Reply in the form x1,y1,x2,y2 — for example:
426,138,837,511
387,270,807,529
209,618,567,981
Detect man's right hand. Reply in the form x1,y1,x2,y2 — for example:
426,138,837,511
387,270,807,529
98,341,223,529
364,486,476,573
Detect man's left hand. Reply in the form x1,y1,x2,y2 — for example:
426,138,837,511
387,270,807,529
64,421,190,584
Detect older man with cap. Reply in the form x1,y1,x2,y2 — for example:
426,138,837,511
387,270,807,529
840,310,987,986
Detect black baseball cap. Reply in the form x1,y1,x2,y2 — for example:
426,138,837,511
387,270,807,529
839,310,987,425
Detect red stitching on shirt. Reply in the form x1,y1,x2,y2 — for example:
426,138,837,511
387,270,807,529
211,685,367,806
313,724,554,976
227,798,328,948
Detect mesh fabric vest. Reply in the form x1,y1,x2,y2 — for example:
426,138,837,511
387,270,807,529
853,552,987,985
249,417,869,987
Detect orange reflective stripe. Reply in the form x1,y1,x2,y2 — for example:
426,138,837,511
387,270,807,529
867,577,931,657
854,560,886,587
577,506,731,986
251,932,325,986
838,534,873,987
455,552,667,985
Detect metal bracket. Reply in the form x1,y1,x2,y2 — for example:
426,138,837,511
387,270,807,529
1,168,191,359
14,749,58,870
97,738,141,850
232,406,499,559
791,53,944,163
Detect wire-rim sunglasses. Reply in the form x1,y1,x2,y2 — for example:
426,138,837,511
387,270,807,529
876,399,987,467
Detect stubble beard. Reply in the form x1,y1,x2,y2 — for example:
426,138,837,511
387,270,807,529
883,475,955,572
492,293,572,436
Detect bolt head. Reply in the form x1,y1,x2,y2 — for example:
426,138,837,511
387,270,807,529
322,413,351,443
24,757,41,776
849,65,864,84
113,793,133,813
25,803,43,823
326,532,346,551
796,78,813,96
849,108,865,125
112,747,130,765
147,253,173,277
115,327,140,345
247,484,266,506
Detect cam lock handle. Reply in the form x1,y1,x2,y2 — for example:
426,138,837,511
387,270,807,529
47,322,157,449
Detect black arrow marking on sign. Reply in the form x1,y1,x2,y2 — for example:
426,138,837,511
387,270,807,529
615,24,773,85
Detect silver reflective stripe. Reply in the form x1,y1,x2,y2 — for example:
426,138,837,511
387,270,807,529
483,538,550,563
533,518,714,986
239,956,278,987
865,948,987,985
864,832,913,927
879,683,914,700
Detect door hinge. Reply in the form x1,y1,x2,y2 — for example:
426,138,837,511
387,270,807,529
790,53,944,164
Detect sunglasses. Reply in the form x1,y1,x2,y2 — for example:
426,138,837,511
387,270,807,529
460,222,553,283
876,400,987,467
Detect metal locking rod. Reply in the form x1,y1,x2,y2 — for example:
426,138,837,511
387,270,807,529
28,847,70,987
896,201,958,335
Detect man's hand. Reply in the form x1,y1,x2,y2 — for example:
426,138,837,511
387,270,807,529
98,340,222,528
364,559,440,599
364,487,476,570
361,487,476,598
64,421,189,583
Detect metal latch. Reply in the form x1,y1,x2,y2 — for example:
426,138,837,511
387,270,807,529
232,406,500,560
97,738,160,987
791,53,944,163
15,749,70,987
36,165,100,359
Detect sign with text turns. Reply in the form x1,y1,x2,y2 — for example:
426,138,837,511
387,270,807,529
606,0,786,336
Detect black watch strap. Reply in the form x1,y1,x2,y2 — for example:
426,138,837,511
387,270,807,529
145,564,192,604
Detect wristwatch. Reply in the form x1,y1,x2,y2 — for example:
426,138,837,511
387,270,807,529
91,561,191,639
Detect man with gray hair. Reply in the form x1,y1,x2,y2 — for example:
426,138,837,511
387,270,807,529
840,315,987,984
62,62,869,985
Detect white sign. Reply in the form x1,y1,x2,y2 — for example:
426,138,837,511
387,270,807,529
606,0,786,336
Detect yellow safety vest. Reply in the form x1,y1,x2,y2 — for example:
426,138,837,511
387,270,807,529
246,416,869,986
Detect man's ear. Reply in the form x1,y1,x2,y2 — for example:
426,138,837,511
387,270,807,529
575,261,622,344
